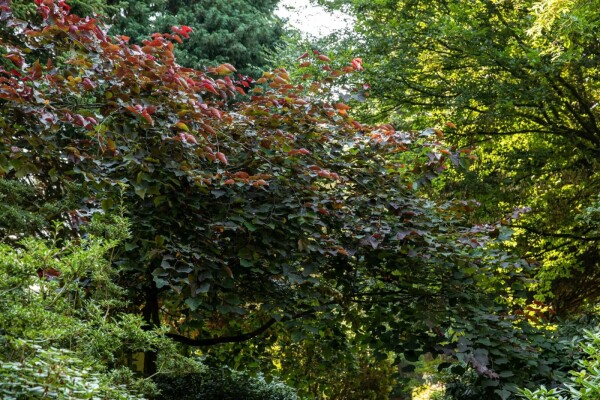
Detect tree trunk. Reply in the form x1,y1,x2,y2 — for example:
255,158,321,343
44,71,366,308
142,280,160,377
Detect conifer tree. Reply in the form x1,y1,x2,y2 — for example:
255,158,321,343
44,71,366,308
106,0,283,75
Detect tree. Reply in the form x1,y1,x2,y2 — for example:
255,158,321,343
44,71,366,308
105,0,284,75
8,0,283,76
316,0,600,316
0,1,549,397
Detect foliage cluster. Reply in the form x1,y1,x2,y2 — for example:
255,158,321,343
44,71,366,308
155,368,298,400
311,0,600,397
111,0,283,76
0,216,170,398
520,329,600,400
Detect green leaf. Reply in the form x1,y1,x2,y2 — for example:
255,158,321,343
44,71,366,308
154,277,169,288
133,185,147,199
240,258,254,268
185,297,202,311
243,221,257,231
494,389,512,400
196,282,210,294
101,198,114,211
291,331,305,342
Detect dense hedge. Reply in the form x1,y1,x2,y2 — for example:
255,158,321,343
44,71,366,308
155,368,298,400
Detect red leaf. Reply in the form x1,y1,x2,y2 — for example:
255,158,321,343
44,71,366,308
234,171,249,179
350,120,363,130
216,152,228,165
171,25,193,38
178,133,198,144
82,77,95,91
86,116,98,125
334,246,349,256
28,60,42,80
200,123,216,136
351,57,364,71
297,52,309,60
141,111,154,125
72,114,86,126
4,53,24,68
126,105,139,114
274,76,288,85
58,0,70,12
318,54,331,62
209,107,222,119
288,148,311,156
187,134,198,144
253,179,269,187
203,82,219,95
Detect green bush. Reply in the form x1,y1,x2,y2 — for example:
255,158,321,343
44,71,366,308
0,217,174,399
519,329,600,400
155,367,298,400
0,338,142,400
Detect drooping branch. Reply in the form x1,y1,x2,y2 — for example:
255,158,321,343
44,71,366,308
166,317,278,346
165,308,323,347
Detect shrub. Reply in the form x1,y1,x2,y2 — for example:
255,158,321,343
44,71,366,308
155,367,298,400
0,338,142,400
520,329,600,400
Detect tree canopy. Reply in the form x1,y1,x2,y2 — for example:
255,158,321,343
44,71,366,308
317,0,600,317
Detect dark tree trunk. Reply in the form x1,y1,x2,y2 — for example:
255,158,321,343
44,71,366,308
142,280,160,377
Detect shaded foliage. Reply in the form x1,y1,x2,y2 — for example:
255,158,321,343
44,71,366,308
155,368,297,400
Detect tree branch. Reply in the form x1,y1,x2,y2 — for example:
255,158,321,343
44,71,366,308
511,224,600,242
165,307,325,347
166,317,278,346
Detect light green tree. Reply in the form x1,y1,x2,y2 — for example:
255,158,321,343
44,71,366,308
317,0,600,316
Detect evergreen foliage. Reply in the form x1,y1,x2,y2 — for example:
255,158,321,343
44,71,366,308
106,0,284,75
520,328,600,400
0,217,169,398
